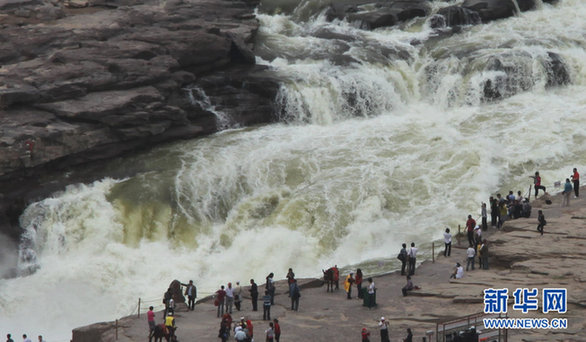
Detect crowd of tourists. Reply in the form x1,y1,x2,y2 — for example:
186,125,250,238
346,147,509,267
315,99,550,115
147,170,580,342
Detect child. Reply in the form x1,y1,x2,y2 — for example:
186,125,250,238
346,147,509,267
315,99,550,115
361,327,370,342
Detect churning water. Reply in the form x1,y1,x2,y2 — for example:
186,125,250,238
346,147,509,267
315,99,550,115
1,0,585,340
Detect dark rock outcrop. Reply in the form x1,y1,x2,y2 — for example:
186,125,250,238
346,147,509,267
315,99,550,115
0,0,281,245
431,6,481,28
326,0,430,30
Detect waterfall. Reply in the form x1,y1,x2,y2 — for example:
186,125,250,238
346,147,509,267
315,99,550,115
2,0,586,340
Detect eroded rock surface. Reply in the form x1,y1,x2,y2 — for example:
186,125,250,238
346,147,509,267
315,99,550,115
0,0,280,241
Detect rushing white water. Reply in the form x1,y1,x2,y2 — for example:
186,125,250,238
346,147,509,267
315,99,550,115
1,0,585,340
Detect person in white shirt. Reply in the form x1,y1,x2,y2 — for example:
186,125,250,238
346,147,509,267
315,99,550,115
443,228,452,257
408,242,418,276
367,277,376,308
234,281,242,311
450,263,464,279
466,244,476,271
225,282,235,314
379,317,390,342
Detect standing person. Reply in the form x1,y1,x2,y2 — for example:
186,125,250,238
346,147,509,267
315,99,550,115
22,336,31,342
332,265,340,290
344,272,355,299
216,285,226,318
361,328,371,342
165,312,176,342
443,228,451,257
290,279,301,311
147,306,156,342
266,273,275,305
481,202,488,231
466,215,476,246
163,288,172,315
398,243,408,275
498,202,507,229
265,322,275,342
474,226,482,245
184,280,197,311
234,281,242,311
562,178,573,207
286,268,295,297
571,168,580,197
367,277,376,308
246,319,254,341
262,290,272,320
537,210,546,236
466,244,475,271
480,240,489,270
225,282,234,314
404,328,413,342
273,319,281,342
490,196,498,227
37,337,44,342
7,334,14,342
355,268,364,299
218,317,230,342
379,317,390,342
531,171,546,197
408,242,417,276
249,279,258,311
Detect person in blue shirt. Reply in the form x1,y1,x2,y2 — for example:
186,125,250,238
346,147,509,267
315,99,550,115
562,178,573,207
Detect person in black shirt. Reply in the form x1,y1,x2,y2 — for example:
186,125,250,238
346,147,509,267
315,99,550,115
249,279,258,311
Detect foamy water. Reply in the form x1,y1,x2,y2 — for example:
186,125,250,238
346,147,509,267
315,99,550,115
1,0,585,340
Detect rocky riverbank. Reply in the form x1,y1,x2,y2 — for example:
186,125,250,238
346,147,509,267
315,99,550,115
72,187,586,341
0,0,281,245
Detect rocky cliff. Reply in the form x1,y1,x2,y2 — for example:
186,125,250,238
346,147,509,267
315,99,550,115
0,0,281,243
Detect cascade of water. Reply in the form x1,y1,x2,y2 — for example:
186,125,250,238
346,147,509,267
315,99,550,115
184,86,236,130
2,0,586,340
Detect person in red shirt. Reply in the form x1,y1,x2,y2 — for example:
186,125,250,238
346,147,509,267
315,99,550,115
571,168,580,198
531,171,546,197
361,327,370,342
466,215,476,247
273,318,281,342
147,306,156,342
246,319,253,340
216,285,226,318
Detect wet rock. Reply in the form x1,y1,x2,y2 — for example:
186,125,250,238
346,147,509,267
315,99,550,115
544,51,570,87
432,6,481,28
0,0,281,243
326,0,430,30
462,0,516,22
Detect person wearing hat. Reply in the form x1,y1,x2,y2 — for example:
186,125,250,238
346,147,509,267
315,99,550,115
474,225,482,245
344,272,355,299
234,325,247,342
379,317,390,342
165,311,176,341
361,327,371,342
